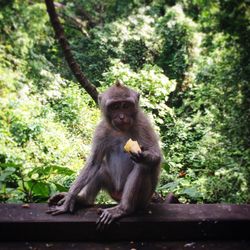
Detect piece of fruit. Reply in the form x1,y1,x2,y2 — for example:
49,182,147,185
124,139,141,154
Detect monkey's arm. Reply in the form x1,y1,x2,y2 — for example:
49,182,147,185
47,131,106,215
130,133,162,166
129,114,162,166
130,146,161,166
68,143,105,196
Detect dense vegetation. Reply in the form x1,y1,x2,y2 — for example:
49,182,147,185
0,0,249,204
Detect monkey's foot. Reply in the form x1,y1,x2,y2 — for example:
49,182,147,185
96,206,123,231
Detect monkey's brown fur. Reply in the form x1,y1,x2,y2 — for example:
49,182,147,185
47,81,162,230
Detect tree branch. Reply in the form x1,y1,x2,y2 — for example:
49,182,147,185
44,0,99,104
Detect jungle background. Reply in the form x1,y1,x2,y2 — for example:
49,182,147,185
0,0,249,204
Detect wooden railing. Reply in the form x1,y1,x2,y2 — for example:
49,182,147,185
0,203,249,242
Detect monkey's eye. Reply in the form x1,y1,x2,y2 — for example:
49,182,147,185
123,103,129,109
122,102,131,109
110,103,120,110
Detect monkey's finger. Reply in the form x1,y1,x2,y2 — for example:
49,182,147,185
105,215,113,227
46,206,66,216
96,212,110,231
130,152,142,161
101,212,112,225
96,219,104,231
101,220,111,231
97,208,104,215
130,152,139,158
96,222,104,231
46,208,54,214
96,214,104,225
51,209,66,216
130,155,140,163
46,205,61,213
97,220,109,232
46,209,59,215
69,202,75,213
102,214,114,231
99,210,107,220
57,198,65,206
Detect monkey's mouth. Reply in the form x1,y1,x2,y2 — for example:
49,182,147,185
112,120,132,131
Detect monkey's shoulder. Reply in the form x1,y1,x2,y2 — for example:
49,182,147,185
92,120,111,140
93,121,128,147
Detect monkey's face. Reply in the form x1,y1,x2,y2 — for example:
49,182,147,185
99,83,140,131
107,101,136,131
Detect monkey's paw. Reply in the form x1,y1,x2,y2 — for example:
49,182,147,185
96,208,121,231
96,208,114,231
47,192,67,207
46,195,76,215
130,151,146,163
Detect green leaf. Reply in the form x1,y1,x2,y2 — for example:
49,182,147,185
180,187,201,199
28,165,74,178
32,182,50,197
53,183,68,192
0,167,17,181
0,163,22,169
160,180,180,191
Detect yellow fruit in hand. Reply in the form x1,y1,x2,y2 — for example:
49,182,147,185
124,139,141,154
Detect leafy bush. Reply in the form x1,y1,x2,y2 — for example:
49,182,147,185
122,39,150,71
156,5,197,82
102,60,176,126
0,1,99,202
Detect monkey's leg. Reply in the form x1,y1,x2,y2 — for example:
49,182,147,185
48,168,113,208
76,172,103,206
97,165,152,230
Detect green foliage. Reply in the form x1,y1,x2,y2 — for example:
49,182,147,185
0,0,249,204
66,5,160,85
102,60,176,126
156,5,197,82
0,1,99,202
122,39,150,71
0,162,75,202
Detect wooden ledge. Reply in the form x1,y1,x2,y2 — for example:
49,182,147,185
0,203,249,241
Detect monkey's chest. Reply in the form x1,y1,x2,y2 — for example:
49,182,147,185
105,144,134,189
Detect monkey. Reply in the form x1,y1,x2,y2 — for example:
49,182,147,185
47,81,162,230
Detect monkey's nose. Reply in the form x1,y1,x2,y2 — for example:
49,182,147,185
119,114,125,120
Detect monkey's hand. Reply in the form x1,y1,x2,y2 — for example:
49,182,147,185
131,149,161,166
130,151,146,163
47,192,67,207
46,193,76,215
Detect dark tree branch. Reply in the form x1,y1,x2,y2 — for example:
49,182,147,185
44,0,99,104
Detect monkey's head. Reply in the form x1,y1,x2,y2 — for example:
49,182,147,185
98,80,140,131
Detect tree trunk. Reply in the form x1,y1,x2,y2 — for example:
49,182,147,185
44,0,99,104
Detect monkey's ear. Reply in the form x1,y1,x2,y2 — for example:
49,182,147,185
98,94,102,105
137,92,140,101
115,79,123,87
